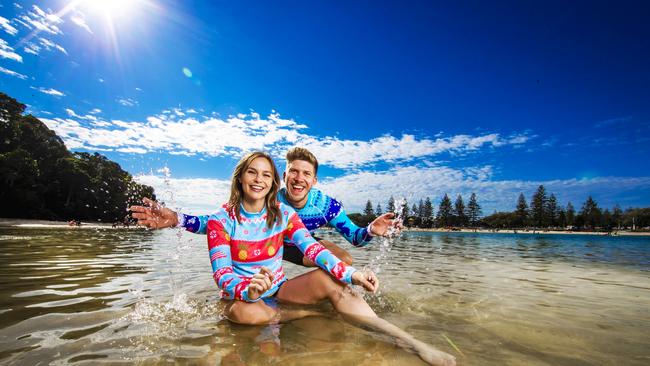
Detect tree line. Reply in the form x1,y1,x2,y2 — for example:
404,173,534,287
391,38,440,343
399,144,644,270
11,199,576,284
349,185,650,231
351,193,482,229
481,185,650,231
0,92,154,222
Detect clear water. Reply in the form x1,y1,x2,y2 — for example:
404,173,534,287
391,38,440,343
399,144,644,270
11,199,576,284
0,227,649,365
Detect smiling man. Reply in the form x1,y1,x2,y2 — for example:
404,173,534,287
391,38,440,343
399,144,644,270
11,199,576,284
131,147,398,267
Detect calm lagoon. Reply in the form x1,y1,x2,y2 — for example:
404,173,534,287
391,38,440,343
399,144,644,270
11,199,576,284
1,228,648,365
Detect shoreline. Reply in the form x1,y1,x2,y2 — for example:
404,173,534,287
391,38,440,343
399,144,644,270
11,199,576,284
2,218,649,237
0,218,141,229
404,227,650,237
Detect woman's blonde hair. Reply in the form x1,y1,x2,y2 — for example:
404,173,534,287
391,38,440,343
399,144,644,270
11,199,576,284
228,151,281,228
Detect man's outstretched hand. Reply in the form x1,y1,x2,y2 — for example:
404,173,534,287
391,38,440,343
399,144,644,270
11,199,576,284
369,212,403,237
129,197,178,229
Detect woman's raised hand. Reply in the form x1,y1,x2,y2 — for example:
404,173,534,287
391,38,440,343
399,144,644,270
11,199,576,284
352,270,379,293
129,197,179,229
248,267,275,300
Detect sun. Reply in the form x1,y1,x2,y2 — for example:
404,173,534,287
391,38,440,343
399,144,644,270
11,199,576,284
80,0,144,19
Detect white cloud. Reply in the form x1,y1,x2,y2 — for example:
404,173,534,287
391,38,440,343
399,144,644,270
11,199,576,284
117,98,138,107
21,5,62,35
134,174,231,214
38,37,67,55
98,78,104,83
0,66,27,79
131,167,650,215
0,38,22,62
89,108,101,114
69,10,92,34
23,42,40,55
14,3,23,10
0,16,18,35
41,110,532,170
31,86,65,97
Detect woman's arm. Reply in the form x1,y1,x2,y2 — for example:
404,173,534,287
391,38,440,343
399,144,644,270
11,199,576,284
285,211,358,284
207,218,258,302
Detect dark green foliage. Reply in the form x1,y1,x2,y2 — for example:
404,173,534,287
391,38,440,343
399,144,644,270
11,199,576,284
436,194,453,227
514,193,528,227
363,200,374,217
387,196,395,213
466,193,481,227
454,194,467,227
0,92,155,222
531,185,547,227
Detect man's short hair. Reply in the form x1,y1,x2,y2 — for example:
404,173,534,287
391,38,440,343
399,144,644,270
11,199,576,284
286,147,319,175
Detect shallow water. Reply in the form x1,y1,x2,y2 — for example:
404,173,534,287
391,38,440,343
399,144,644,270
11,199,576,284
0,228,649,365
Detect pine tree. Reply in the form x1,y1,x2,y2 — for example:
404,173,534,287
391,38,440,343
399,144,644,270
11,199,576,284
566,202,575,227
364,200,374,217
558,208,567,228
546,194,559,227
454,194,467,227
466,193,481,227
531,185,548,227
387,196,395,213
436,194,453,227
417,199,424,218
422,197,434,228
579,196,601,230
515,193,529,227
612,204,623,229
411,204,418,217
375,203,382,215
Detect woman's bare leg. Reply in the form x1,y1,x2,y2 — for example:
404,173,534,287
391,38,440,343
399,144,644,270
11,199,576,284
224,300,323,325
277,270,456,366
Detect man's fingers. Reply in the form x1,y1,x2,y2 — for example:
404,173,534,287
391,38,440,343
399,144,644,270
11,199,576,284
129,205,149,213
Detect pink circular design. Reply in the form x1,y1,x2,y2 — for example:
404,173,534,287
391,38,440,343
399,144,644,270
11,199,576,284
244,230,249,235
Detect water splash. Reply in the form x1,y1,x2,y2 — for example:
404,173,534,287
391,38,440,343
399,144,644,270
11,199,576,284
363,197,407,303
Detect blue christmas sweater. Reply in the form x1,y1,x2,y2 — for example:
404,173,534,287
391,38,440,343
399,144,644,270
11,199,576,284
180,187,373,247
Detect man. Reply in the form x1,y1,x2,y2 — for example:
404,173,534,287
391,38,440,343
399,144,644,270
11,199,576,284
131,147,398,266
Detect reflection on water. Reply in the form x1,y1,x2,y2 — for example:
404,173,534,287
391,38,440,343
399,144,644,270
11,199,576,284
0,228,649,365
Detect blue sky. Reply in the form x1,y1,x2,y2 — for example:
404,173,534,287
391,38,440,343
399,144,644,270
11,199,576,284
1,0,649,214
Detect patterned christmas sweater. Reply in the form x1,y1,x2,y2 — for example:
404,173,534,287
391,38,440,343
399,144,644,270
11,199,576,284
207,202,357,302
182,187,373,247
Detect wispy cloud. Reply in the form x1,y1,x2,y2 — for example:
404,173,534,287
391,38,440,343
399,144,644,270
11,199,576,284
41,110,531,169
117,98,138,107
31,86,65,97
594,116,632,128
0,66,26,79
37,36,67,55
69,10,92,34
20,5,63,35
0,38,22,62
0,16,18,36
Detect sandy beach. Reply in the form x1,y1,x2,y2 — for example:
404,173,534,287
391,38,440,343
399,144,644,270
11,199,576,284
406,227,650,236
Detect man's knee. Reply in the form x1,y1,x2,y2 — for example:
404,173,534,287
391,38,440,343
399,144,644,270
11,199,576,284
319,240,353,265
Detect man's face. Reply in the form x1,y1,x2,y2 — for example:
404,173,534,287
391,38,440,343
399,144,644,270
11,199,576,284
283,159,317,206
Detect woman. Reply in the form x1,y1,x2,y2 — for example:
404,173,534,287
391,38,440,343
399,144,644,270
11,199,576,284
145,151,455,366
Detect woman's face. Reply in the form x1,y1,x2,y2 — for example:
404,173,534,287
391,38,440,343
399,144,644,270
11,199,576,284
240,156,274,204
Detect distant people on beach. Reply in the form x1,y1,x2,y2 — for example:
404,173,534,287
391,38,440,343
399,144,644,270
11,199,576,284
130,150,455,366
68,220,81,227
